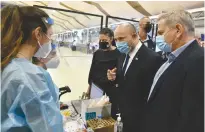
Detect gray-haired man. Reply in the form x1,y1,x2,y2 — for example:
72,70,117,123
141,9,204,132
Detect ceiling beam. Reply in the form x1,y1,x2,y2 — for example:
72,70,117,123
83,1,120,22
195,11,204,18
60,2,91,20
126,1,152,16
54,20,70,29
55,22,71,31
54,20,72,30
52,14,75,28
19,1,30,6
35,1,47,6
55,23,67,30
56,11,87,28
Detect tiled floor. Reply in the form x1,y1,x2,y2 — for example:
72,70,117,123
47,47,93,102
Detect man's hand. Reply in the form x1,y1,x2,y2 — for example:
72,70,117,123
107,67,117,81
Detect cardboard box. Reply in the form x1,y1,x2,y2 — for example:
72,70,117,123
87,117,115,132
81,98,111,123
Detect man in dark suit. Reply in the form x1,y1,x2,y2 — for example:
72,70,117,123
107,23,163,132
138,16,156,51
141,10,204,132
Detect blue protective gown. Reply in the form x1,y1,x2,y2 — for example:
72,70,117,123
1,58,63,132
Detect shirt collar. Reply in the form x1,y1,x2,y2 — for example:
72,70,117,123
172,39,195,58
129,41,142,59
167,39,195,63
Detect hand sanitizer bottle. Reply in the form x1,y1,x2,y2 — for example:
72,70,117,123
87,127,94,132
114,113,123,132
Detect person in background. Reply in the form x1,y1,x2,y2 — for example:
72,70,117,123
195,36,201,44
92,43,95,53
194,36,204,47
200,41,205,47
107,23,163,132
1,5,63,132
86,28,121,119
138,16,156,51
32,44,60,70
73,40,76,46
87,42,90,54
141,9,204,132
33,57,48,70
89,42,93,53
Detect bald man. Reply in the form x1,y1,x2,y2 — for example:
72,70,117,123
107,23,163,132
138,17,156,51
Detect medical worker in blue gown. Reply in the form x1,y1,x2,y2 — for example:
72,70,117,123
32,42,61,106
1,5,63,132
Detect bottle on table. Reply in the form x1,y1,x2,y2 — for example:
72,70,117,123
114,113,123,132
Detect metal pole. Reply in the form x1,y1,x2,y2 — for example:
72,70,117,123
105,16,109,28
107,15,139,22
87,29,89,44
155,24,158,42
151,24,155,39
33,5,103,18
100,16,103,30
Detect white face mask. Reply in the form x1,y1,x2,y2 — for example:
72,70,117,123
45,56,60,69
34,41,52,58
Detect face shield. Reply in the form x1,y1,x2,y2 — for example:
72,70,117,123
46,42,61,69
37,41,61,69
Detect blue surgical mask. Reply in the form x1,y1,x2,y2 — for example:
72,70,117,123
156,35,172,52
116,41,130,54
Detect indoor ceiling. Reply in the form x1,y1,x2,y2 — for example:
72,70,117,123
3,1,204,33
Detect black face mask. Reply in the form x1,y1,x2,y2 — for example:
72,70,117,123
99,42,110,49
144,22,152,33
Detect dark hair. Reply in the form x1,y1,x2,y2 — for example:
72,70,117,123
99,28,114,38
1,5,51,69
99,28,116,46
32,57,41,65
32,57,47,70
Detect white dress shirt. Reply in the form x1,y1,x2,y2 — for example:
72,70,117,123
123,41,142,75
147,39,195,101
155,44,162,52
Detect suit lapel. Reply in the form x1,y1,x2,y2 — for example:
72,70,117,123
117,53,126,77
147,35,155,50
125,45,146,77
148,41,200,102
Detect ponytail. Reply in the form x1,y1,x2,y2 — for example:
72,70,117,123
1,5,23,69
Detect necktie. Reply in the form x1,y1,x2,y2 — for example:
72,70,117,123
168,53,176,63
122,54,130,75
